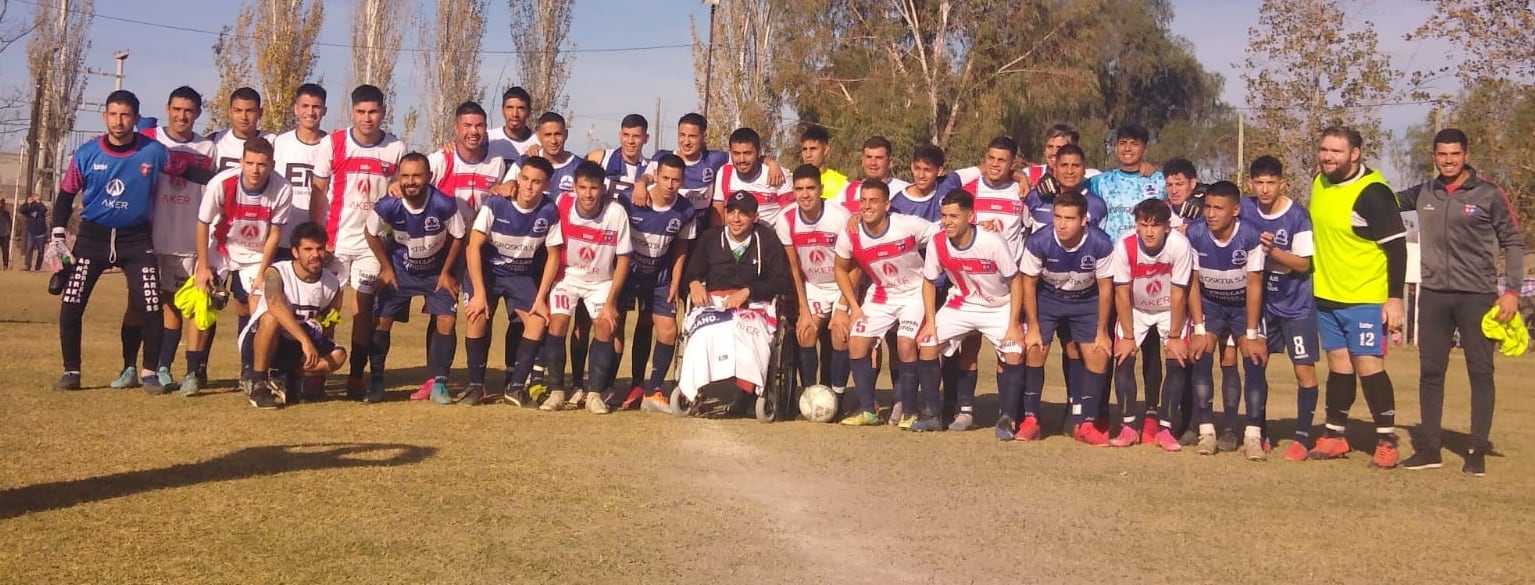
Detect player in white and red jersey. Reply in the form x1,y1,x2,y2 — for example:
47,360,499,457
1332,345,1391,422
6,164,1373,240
713,127,791,227
536,161,632,413
833,179,937,427
189,137,293,394
130,86,217,392
428,101,506,213
776,165,854,398
834,136,912,214
487,86,538,161
586,114,649,200
273,83,330,262
211,87,277,171
307,84,407,399
1108,198,1193,450
938,136,1029,262
917,190,1025,434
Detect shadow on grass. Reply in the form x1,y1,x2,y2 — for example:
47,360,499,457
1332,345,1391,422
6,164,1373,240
0,442,437,520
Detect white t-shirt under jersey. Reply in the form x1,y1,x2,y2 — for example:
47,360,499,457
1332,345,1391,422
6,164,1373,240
211,128,279,172
143,126,216,256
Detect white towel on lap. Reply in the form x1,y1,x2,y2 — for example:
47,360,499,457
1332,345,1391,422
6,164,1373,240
677,299,776,401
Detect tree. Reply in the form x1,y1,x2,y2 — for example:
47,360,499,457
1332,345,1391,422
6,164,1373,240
1241,0,1406,193
25,0,93,197
418,0,489,146
0,0,38,56
250,0,326,133
206,12,255,135
351,0,406,128
1411,0,1534,83
509,0,573,115
689,0,785,149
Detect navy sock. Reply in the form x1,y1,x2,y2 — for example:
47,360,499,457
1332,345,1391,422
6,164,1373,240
830,348,850,387
956,369,977,412
588,339,617,394
1080,368,1109,424
467,336,491,385
503,319,523,371
429,328,455,380
198,323,217,378
1295,384,1320,440
1359,371,1396,437
1242,359,1268,429
1023,365,1044,418
185,350,208,379
1220,364,1241,432
798,346,819,389
997,363,1022,420
940,358,961,417
896,359,918,414
1066,358,1087,425
629,316,652,386
541,334,568,390
121,324,142,370
850,354,877,413
569,329,588,389
1114,355,1138,427
369,330,392,381
917,358,941,417
1191,354,1215,427
158,326,182,370
508,337,542,390
1159,360,1188,429
647,342,675,392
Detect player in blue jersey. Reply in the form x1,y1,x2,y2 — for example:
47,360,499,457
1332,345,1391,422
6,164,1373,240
614,154,698,412
1241,156,1322,461
1019,192,1116,444
1185,181,1268,457
1088,124,1166,239
1024,145,1109,234
53,90,212,392
891,144,944,221
586,114,649,200
363,153,468,404
462,156,560,406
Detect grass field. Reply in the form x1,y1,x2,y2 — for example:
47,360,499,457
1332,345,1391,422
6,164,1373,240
2,269,1533,584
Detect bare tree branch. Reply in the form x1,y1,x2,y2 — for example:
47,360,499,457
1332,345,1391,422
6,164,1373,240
510,0,573,115
419,0,489,145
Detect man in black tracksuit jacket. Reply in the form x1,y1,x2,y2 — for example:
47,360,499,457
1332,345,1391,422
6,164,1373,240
683,190,791,307
1395,128,1524,476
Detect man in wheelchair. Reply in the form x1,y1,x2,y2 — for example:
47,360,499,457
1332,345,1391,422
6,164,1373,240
676,190,793,413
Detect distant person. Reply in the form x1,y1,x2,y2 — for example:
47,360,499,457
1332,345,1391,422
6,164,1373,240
20,194,48,271
0,200,11,269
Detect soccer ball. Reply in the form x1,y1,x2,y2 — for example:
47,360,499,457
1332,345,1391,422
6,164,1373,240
798,385,838,423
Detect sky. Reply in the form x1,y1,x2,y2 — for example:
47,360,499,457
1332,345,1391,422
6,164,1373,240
0,0,1459,181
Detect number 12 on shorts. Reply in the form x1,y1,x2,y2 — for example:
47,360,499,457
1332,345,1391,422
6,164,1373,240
1358,331,1376,348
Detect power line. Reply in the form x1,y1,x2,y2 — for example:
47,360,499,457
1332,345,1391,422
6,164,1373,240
14,0,692,55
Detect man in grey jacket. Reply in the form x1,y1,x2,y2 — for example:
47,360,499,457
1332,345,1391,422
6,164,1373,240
1396,128,1523,476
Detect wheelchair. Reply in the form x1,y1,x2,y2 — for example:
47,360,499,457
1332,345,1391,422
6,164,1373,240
668,294,799,423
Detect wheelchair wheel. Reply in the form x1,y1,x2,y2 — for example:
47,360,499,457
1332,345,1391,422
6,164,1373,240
669,387,697,417
755,394,776,423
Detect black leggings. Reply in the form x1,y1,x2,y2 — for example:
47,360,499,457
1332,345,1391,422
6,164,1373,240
59,227,163,373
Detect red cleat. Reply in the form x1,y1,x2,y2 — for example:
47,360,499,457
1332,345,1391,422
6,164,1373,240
619,386,645,410
410,379,434,401
1109,426,1140,447
1140,416,1159,446
1154,428,1182,452
346,376,366,400
1370,438,1400,469
1283,441,1309,461
1307,435,1351,460
1014,416,1043,442
1074,422,1110,447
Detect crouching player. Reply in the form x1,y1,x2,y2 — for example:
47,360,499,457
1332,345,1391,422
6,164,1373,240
1243,156,1321,461
1108,199,1193,450
918,190,1026,436
777,166,854,398
834,179,936,427
1021,192,1115,445
241,221,348,409
1185,182,1267,457
363,153,467,404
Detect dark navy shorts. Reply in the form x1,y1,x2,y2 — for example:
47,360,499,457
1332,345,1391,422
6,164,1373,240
1263,311,1319,364
376,268,458,319
1035,294,1100,344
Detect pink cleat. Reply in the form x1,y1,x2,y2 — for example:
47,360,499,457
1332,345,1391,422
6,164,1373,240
410,379,434,401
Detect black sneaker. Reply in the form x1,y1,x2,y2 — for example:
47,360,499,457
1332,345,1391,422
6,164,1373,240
1401,448,1443,470
142,374,168,396
268,377,289,405
53,372,82,391
1463,447,1487,477
249,384,280,409
1179,428,1199,446
460,383,487,406
1216,429,1240,453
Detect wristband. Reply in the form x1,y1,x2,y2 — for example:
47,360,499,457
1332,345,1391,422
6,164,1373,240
1193,324,1207,336
1245,328,1259,340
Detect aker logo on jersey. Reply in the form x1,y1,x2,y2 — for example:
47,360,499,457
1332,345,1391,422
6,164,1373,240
809,249,829,265
579,246,597,263
1146,279,1163,296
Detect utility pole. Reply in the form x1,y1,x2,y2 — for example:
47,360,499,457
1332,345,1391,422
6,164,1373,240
1236,112,1245,184
22,73,43,200
653,98,661,152
703,0,720,120
112,51,129,90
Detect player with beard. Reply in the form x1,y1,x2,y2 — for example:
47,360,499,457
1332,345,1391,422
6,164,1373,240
632,113,783,228
240,222,347,409
711,127,791,228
